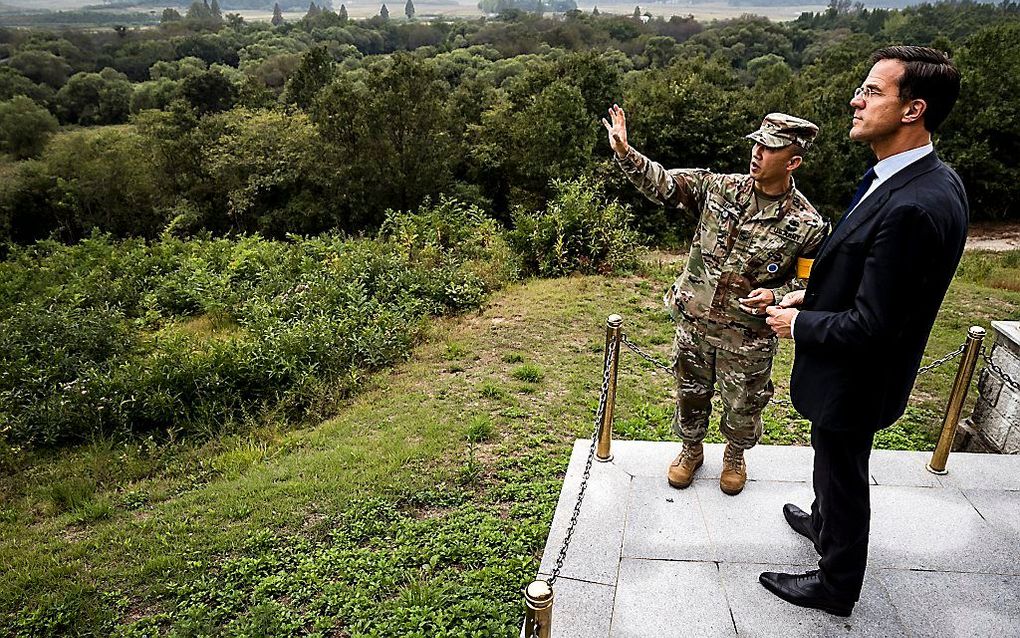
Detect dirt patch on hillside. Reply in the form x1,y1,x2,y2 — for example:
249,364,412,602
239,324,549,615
645,222,1020,256
967,222,1020,252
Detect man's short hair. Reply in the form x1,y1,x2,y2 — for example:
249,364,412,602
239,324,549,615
871,46,961,133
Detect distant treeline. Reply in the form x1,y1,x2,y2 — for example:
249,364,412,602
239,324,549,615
1,0,1019,253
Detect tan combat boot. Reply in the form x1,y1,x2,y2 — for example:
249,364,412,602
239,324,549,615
720,444,747,495
667,442,704,489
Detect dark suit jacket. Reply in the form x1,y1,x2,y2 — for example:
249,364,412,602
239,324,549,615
791,151,969,432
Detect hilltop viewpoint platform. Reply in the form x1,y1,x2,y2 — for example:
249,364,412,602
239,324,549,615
533,441,1020,638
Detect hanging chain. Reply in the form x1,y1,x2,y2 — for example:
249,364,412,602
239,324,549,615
530,620,541,638
916,343,967,376
548,339,617,586
982,346,1020,394
620,333,674,372
621,332,796,407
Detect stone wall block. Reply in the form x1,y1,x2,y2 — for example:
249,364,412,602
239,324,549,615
972,322,1020,454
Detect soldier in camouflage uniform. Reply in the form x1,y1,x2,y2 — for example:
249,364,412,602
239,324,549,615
603,106,828,495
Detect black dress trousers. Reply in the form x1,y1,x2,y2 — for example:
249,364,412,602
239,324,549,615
809,425,875,600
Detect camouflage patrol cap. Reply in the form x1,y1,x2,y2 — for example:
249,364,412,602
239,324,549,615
745,113,819,150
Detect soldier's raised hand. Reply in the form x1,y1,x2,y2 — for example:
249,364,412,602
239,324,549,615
601,104,629,158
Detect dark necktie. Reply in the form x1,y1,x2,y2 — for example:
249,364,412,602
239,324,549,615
837,166,878,227
819,167,878,255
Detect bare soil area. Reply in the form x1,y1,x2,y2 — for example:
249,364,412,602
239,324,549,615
645,221,1020,258
967,221,1020,252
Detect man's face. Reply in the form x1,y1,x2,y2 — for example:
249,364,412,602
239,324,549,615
849,59,907,143
749,143,797,183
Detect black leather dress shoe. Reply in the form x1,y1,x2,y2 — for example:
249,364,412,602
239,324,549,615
783,503,820,554
758,570,854,617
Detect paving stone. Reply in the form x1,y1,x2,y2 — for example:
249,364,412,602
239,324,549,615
695,479,818,567
876,568,1020,638
869,485,1020,575
961,489,1020,542
931,451,1020,490
609,440,681,478
869,449,942,487
621,476,715,561
532,573,615,638
611,441,813,483
721,563,909,637
958,487,1020,567
539,440,632,585
610,558,736,638
738,444,814,483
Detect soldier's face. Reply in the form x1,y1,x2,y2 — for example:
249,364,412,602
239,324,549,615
750,143,798,182
850,59,908,143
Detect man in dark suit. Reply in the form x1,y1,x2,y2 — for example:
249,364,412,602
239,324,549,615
758,46,969,616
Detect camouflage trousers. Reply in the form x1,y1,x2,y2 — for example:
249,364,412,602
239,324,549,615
671,322,775,450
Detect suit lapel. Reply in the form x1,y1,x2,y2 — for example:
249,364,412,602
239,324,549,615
816,152,942,264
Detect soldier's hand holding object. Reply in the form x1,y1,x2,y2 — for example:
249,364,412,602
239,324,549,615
738,288,775,316
778,289,806,308
765,305,797,339
601,104,629,158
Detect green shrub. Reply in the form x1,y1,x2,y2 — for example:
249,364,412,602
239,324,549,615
509,176,640,277
0,96,58,159
511,363,543,383
0,233,504,449
466,415,493,443
479,381,506,400
379,196,520,292
43,478,96,514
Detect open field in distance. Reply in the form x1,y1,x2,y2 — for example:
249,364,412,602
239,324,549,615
1,0,832,21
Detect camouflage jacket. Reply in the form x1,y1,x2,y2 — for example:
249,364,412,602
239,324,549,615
617,147,828,357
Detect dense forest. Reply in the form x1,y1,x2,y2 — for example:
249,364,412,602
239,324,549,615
1,0,1019,257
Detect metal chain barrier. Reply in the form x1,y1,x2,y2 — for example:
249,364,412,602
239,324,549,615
620,332,795,408
620,333,674,373
916,343,967,376
619,331,981,405
547,339,617,586
982,346,1020,394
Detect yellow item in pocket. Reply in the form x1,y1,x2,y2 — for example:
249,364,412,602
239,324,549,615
796,257,814,279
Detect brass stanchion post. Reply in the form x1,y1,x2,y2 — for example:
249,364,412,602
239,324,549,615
522,580,553,638
927,326,986,475
597,314,622,462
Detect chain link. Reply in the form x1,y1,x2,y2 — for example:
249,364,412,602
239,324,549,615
769,396,793,408
916,343,966,376
621,332,798,407
982,346,1020,394
547,339,617,586
620,333,675,372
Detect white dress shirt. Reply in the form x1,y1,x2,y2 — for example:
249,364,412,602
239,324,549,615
845,142,934,219
789,142,934,339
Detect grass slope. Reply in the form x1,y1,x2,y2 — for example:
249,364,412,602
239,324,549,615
3,252,1019,635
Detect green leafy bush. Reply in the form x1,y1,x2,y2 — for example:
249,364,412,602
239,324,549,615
0,233,505,449
509,176,639,277
379,196,520,293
